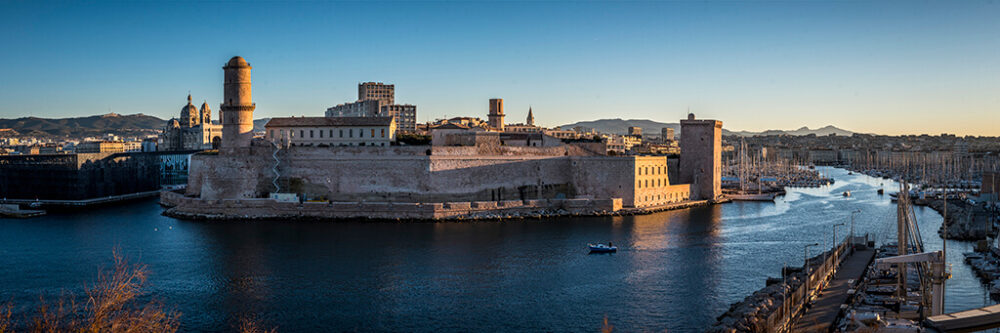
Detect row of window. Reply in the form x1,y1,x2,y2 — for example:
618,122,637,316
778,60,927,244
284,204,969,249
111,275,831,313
638,165,666,176
293,142,388,147
638,178,670,188
639,192,686,205
271,128,386,139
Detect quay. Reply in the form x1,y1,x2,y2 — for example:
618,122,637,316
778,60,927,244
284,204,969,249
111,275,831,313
0,189,168,208
790,244,876,332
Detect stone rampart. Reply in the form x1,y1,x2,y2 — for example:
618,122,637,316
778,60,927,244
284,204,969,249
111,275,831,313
162,190,623,221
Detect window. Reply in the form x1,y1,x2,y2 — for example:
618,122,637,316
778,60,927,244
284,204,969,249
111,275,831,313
349,129,353,138
381,129,385,137
310,130,314,138
371,129,375,137
339,130,343,138
300,130,304,138
329,130,333,137
319,130,323,138
270,130,274,138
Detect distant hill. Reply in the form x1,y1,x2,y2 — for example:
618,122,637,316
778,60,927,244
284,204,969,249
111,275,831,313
0,113,166,138
559,118,855,137
0,113,279,139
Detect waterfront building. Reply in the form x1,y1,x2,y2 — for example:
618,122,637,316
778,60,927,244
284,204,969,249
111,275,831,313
326,82,417,135
808,149,839,164
159,94,223,151
0,151,195,200
628,126,643,137
487,98,505,131
265,116,396,147
76,141,125,153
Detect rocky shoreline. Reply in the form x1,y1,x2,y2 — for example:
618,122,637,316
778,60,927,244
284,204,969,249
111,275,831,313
161,198,717,223
919,199,996,240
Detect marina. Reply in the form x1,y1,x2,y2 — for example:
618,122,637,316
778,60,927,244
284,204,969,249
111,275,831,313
1,167,994,332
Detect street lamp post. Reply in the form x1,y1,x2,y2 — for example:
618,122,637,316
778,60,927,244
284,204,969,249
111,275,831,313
833,223,845,275
850,209,862,244
804,242,820,300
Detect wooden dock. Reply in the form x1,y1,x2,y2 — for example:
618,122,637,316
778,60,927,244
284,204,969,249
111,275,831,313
791,247,876,332
925,304,1000,332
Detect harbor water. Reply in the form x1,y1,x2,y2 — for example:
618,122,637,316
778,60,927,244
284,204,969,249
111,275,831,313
0,167,992,332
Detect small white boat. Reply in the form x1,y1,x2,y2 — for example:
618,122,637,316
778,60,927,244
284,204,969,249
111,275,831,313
589,243,617,253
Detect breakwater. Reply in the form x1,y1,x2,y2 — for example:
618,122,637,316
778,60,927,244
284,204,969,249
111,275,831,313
709,239,854,333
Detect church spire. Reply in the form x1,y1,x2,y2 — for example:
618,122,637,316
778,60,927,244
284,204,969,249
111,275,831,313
526,106,535,126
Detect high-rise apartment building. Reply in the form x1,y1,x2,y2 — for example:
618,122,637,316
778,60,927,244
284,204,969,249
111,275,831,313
358,82,394,105
327,82,416,134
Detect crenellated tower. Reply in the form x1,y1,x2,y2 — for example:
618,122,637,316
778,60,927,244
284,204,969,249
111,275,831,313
221,56,255,149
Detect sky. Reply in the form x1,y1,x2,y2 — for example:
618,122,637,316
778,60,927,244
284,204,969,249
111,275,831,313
0,1,998,136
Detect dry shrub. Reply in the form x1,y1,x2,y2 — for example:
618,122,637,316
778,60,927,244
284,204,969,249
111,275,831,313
238,317,276,333
25,249,180,333
0,303,11,333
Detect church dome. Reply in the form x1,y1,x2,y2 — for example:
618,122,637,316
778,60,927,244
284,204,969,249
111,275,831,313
226,56,249,67
179,94,200,126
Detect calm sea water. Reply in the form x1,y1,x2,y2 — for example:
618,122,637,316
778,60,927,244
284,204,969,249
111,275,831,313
0,167,992,332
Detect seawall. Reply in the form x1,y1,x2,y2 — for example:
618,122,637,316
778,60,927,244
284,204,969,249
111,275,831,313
161,191,711,221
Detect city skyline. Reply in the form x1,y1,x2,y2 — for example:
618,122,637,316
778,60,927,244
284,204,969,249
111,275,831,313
1,1,998,136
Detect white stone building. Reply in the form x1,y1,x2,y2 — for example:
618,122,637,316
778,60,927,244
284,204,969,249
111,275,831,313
265,116,396,147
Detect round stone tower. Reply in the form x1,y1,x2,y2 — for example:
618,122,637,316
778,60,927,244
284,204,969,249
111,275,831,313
221,56,255,149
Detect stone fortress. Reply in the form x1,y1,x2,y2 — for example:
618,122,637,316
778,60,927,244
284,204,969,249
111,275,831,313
162,56,723,220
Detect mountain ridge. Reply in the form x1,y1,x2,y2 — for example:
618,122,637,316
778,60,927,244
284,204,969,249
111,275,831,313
559,118,856,137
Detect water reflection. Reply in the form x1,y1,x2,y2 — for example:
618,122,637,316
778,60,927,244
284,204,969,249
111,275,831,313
0,167,992,332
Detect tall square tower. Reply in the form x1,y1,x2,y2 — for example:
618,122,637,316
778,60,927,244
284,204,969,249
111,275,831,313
488,98,505,131
358,82,394,105
679,114,722,200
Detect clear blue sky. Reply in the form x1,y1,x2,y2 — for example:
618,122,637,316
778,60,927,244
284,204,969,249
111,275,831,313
1,1,997,135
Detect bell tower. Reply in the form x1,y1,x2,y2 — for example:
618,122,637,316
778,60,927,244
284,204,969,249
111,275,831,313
221,56,255,149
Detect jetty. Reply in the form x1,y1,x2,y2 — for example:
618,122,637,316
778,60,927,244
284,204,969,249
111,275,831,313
0,204,45,218
0,189,166,208
790,245,875,332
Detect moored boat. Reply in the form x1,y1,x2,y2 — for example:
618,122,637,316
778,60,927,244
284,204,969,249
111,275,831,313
588,243,617,253
728,192,778,202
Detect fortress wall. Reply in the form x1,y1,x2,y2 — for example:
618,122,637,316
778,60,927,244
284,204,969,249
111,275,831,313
429,145,581,157
569,156,637,206
163,190,622,220
186,146,676,208
188,152,269,200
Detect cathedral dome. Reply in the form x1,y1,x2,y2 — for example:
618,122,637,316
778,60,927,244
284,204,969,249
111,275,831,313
179,94,200,126
226,56,249,67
